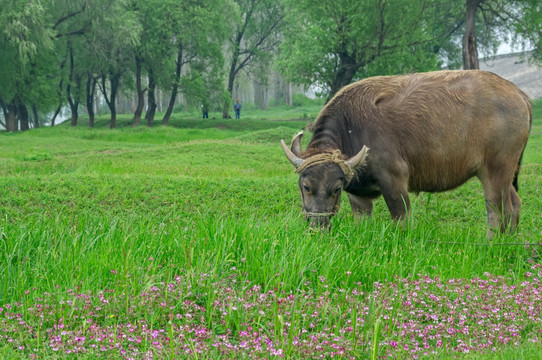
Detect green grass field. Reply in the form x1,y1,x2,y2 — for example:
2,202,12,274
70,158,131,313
0,101,541,359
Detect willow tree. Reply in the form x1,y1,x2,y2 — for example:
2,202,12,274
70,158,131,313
47,0,96,126
0,0,53,131
84,1,141,128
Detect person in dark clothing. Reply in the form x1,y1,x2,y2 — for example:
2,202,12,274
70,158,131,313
202,102,209,119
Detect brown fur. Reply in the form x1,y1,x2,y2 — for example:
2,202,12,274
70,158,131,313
290,70,532,237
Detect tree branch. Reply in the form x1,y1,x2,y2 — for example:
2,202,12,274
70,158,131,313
52,2,88,30
55,25,91,38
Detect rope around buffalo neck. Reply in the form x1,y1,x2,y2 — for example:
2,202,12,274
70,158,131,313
294,150,356,184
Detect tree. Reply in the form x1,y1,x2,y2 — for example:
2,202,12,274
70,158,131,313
130,0,229,127
158,0,230,125
513,0,542,63
85,0,141,128
278,0,448,101
222,0,283,118
47,0,117,127
85,70,99,127
47,0,94,126
460,0,538,69
0,0,114,131
0,0,54,131
131,0,159,126
66,39,84,126
463,0,482,69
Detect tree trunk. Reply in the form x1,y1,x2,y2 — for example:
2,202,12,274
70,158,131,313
327,54,359,102
223,54,238,118
86,72,96,128
285,82,292,106
0,96,8,123
67,90,80,126
31,104,39,128
253,80,268,110
161,88,176,125
162,43,183,126
67,42,80,126
109,73,120,129
100,72,121,129
462,0,482,70
110,105,117,129
6,100,18,132
132,55,144,127
145,67,157,127
18,103,29,131
51,50,68,128
51,105,61,127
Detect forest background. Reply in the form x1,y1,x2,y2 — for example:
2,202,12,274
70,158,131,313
1,0,541,132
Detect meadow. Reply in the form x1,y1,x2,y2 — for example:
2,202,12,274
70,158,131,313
0,100,541,359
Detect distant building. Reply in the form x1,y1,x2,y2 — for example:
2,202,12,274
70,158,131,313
479,52,542,99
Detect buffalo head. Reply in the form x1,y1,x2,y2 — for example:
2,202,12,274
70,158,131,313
281,132,369,229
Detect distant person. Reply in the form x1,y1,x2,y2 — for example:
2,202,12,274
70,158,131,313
202,102,209,119
233,99,242,119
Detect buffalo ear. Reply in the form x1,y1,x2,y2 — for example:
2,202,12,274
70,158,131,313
345,146,369,170
281,139,304,168
291,131,304,156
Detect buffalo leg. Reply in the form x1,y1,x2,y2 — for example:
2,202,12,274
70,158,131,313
382,190,411,220
376,163,411,220
479,166,515,238
509,185,521,233
379,180,410,220
347,193,374,217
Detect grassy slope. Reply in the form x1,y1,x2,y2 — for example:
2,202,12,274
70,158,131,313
0,101,540,358
1,101,540,296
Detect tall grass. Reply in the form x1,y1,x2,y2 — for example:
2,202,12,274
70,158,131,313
0,100,540,358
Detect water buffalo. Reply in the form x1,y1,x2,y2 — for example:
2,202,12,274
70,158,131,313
281,70,532,237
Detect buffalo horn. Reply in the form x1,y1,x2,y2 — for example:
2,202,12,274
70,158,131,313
345,145,369,170
281,139,304,168
291,131,304,156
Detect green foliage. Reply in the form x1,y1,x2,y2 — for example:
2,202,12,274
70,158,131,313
277,0,542,98
86,1,141,76
291,93,324,107
224,0,284,114
134,0,230,104
513,0,542,63
3,0,542,130
0,0,55,109
277,0,446,97
0,0,53,63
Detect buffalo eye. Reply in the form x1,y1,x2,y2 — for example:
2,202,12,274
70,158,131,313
302,183,310,193
334,186,342,195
